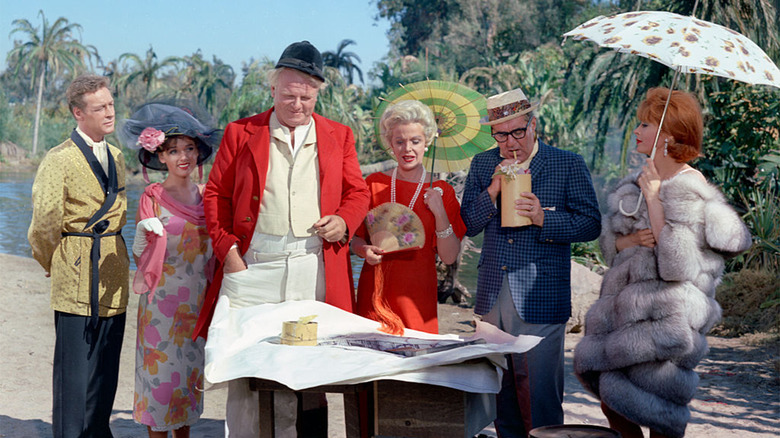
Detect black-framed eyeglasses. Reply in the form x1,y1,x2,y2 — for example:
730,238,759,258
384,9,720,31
492,117,533,143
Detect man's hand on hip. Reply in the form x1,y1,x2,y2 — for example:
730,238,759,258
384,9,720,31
223,246,247,274
313,215,347,243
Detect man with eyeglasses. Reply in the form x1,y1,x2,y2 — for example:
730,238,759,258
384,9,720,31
461,87,601,437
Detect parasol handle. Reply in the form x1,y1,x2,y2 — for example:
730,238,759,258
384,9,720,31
621,68,680,217
429,134,438,186
619,194,644,216
649,69,680,161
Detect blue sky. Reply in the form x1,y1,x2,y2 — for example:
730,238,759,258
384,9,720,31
0,0,392,85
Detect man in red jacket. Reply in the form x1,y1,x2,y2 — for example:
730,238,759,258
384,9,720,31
195,41,369,437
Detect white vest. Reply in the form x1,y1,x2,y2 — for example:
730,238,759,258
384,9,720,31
254,113,321,237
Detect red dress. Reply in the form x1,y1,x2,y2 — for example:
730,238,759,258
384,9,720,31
355,172,466,333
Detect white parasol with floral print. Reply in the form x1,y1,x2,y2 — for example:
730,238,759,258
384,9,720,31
563,10,780,88
563,8,780,215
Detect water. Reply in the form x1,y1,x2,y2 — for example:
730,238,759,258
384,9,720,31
0,170,479,295
0,170,145,270
0,171,36,258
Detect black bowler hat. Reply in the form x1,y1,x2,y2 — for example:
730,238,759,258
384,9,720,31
275,41,325,81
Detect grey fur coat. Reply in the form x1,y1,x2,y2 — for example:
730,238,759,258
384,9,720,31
574,171,752,437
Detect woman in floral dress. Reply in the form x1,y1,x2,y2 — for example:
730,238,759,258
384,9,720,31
121,103,219,437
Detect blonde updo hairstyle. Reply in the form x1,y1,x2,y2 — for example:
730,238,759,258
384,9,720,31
380,100,437,149
637,87,703,163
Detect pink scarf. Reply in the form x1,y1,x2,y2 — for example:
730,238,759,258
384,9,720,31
132,183,207,300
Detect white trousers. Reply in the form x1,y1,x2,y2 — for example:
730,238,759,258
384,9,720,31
222,232,325,437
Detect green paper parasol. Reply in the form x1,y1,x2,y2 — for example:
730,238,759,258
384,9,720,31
375,80,496,174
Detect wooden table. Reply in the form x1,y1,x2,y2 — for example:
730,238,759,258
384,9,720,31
249,378,494,438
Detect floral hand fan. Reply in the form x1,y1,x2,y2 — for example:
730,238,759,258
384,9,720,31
365,202,425,254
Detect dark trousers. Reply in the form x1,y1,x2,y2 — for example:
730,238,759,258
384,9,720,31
53,311,125,438
482,279,566,438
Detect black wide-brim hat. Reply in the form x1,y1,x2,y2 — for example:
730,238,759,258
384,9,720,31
275,40,325,82
118,103,221,171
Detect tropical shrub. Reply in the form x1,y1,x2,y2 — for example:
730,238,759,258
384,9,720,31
698,82,780,204
730,188,780,273
713,268,780,336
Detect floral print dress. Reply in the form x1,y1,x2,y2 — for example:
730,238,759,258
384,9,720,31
133,201,210,431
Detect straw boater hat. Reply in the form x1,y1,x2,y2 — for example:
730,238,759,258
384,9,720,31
481,87,539,126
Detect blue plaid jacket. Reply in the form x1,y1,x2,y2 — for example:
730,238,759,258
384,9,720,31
461,142,601,323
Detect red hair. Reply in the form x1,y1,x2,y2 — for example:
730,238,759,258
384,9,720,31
637,87,703,163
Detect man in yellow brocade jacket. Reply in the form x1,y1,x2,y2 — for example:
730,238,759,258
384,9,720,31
28,74,129,438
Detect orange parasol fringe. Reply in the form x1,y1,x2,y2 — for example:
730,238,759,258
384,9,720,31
372,262,405,335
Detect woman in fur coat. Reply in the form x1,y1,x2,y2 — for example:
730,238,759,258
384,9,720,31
574,88,752,438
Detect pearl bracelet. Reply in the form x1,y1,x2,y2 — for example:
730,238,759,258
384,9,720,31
435,224,454,239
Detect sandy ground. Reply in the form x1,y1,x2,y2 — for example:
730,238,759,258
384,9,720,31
1,252,777,437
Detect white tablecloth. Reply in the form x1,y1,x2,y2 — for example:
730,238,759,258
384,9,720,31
205,298,542,393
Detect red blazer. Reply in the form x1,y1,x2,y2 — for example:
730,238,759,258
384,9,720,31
193,109,370,339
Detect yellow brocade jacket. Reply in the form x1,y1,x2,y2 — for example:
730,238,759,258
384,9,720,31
28,138,129,316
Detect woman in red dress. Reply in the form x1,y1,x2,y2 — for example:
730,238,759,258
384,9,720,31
351,100,466,334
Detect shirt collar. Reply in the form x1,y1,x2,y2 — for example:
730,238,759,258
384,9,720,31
270,112,315,155
75,126,106,149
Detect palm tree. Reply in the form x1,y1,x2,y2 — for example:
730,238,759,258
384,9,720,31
316,67,379,161
7,10,92,155
117,46,181,97
181,51,235,116
460,64,519,95
322,39,364,85
219,58,275,124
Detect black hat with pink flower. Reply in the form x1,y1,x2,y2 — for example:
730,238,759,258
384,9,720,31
118,103,221,171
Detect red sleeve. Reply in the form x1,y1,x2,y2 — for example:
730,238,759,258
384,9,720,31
354,173,380,242
203,121,241,262
333,126,370,241
355,217,369,242
442,182,467,239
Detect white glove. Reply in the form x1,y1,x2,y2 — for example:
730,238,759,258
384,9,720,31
132,217,164,257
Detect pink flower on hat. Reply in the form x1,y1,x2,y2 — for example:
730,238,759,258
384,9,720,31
137,127,165,152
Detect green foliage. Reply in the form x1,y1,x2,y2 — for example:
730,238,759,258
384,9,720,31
0,93,71,153
179,51,235,118
218,58,275,125
517,44,589,156
376,0,458,59
571,240,606,272
732,188,780,273
115,46,182,105
564,0,780,178
698,82,780,202
7,11,91,90
756,151,780,189
461,43,588,156
0,91,16,144
322,39,364,85
376,0,589,75
760,289,780,310
563,46,670,173
7,10,92,154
